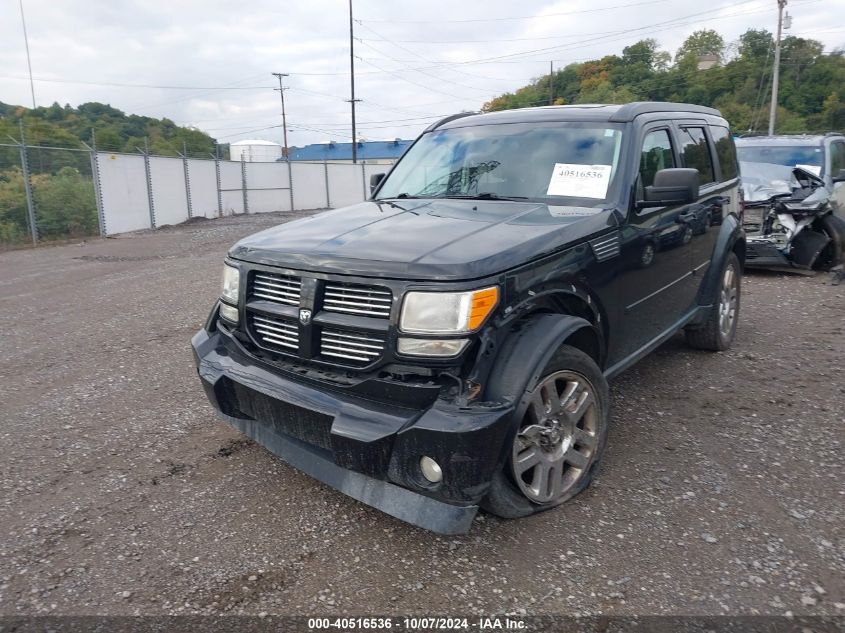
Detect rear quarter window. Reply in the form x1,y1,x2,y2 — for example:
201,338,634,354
709,125,738,181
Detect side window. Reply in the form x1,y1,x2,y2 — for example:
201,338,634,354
709,125,738,181
830,141,845,176
639,129,675,189
679,127,715,185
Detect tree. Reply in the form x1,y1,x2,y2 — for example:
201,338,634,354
738,29,773,62
676,29,726,64
481,27,845,135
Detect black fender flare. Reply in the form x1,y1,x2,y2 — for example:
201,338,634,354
696,214,745,307
484,313,596,409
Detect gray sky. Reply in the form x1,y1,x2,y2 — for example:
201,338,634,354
1,0,842,147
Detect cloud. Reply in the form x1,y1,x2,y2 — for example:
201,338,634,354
0,0,841,146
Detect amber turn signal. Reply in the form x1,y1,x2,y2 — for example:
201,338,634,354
468,287,499,330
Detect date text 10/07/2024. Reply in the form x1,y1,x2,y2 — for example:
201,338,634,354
307,617,527,630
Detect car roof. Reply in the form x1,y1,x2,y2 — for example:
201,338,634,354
735,135,834,146
428,102,723,131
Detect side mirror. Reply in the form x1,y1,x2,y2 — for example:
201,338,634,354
832,168,845,184
638,168,700,209
370,172,386,194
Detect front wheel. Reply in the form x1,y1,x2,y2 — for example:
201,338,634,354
685,252,741,351
482,344,609,519
813,214,845,271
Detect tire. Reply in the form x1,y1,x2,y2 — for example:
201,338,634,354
482,344,610,519
813,214,845,271
685,252,741,351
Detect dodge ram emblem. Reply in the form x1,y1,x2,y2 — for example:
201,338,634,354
299,309,312,325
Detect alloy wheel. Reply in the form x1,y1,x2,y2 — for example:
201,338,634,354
718,262,738,338
512,370,600,504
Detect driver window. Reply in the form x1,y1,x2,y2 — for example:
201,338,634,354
639,129,675,189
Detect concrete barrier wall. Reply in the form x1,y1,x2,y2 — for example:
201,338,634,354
96,154,392,236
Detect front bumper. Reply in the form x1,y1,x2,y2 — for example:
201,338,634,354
191,321,515,534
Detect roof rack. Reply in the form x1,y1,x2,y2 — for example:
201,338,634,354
609,102,721,122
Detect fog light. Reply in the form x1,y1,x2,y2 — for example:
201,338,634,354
420,456,443,483
398,337,469,357
219,302,239,324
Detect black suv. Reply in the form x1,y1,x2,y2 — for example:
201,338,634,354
192,102,745,534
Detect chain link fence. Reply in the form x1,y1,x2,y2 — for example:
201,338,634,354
0,138,99,247
0,141,31,245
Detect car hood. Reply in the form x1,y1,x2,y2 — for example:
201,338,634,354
229,198,619,281
740,161,828,203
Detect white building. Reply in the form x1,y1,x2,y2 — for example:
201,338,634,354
229,139,283,162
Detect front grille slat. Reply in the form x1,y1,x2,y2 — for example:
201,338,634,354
324,291,391,302
319,327,386,367
250,312,299,353
321,349,374,362
323,282,392,318
254,324,297,339
255,332,298,350
321,337,383,351
250,272,302,307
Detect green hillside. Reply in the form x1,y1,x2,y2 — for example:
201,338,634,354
0,101,217,155
0,101,222,245
483,29,845,133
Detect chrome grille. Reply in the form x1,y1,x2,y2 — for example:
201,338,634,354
251,272,302,306
323,282,392,318
320,328,386,366
251,314,299,351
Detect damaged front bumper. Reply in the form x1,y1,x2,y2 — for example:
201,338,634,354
190,322,515,534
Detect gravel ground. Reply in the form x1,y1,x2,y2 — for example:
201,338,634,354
1,211,843,617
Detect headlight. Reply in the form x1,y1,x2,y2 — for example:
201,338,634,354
221,263,240,305
399,287,498,334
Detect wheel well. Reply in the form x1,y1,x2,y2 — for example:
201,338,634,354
564,326,601,366
527,292,604,366
732,238,746,270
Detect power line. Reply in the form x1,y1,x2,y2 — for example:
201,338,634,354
0,74,274,90
202,115,447,132
359,0,670,24
18,0,36,108
358,56,477,101
355,39,493,94
443,0,766,66
354,21,515,85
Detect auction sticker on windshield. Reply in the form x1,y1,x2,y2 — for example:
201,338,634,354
547,163,612,199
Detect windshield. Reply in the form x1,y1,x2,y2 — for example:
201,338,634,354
376,121,625,206
736,144,823,174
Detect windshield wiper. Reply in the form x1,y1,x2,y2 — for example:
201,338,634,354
433,193,531,201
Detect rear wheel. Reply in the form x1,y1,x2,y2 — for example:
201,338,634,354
685,252,741,351
482,344,609,519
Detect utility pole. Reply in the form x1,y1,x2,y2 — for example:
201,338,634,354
349,0,358,163
768,0,788,135
549,61,554,105
272,72,290,158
